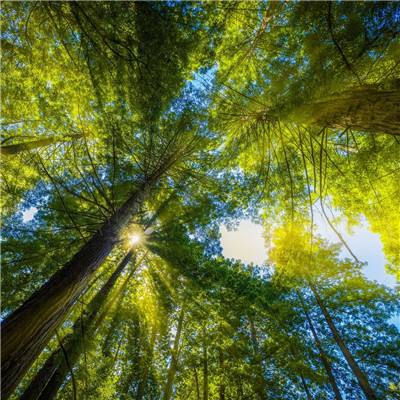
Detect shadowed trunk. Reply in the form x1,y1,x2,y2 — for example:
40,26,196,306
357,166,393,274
297,292,343,400
310,284,377,400
20,250,135,400
298,87,400,135
162,308,185,400
218,349,225,400
1,173,159,399
0,134,84,156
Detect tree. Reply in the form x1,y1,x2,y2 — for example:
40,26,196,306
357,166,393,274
2,3,399,400
1,2,213,396
20,249,136,400
268,222,399,399
163,307,185,400
297,291,343,400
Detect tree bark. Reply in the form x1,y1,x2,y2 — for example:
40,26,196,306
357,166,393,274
298,87,400,136
0,134,84,156
162,308,185,400
297,292,343,400
1,175,158,399
310,284,377,400
20,250,135,400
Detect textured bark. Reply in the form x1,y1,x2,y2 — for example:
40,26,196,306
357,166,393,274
299,87,400,136
297,292,343,400
162,308,185,400
0,134,83,156
1,176,157,399
20,251,135,400
310,284,377,400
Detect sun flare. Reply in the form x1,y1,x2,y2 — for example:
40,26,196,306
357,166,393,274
129,233,141,246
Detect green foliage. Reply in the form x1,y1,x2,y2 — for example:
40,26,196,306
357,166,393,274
2,2,399,400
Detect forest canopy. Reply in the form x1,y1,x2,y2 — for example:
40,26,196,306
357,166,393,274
1,1,399,400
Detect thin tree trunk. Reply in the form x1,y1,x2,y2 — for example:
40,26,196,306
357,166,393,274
20,250,135,400
300,374,313,400
136,328,157,400
162,308,185,400
202,326,208,400
297,292,343,400
297,87,400,136
0,134,83,156
287,345,313,400
194,367,200,400
310,284,377,400
1,174,159,399
218,349,225,400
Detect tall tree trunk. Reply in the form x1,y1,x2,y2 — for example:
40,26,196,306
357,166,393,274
20,250,135,400
300,374,313,400
297,86,400,136
0,134,84,156
310,284,377,400
162,308,185,400
1,173,159,399
193,367,200,400
202,326,208,400
218,349,225,400
287,345,313,400
297,292,343,400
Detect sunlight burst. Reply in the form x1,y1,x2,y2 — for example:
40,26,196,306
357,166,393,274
129,233,141,246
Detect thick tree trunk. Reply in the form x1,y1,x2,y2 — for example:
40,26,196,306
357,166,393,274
163,308,185,400
310,284,377,400
297,292,343,400
0,134,83,156
1,175,157,399
20,250,135,400
298,87,400,136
